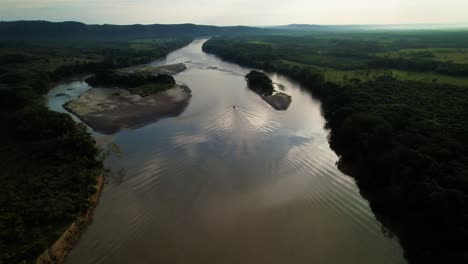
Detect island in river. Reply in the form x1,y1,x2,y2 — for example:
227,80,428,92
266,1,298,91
64,69,192,134
245,70,292,110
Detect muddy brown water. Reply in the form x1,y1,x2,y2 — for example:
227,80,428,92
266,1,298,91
47,39,407,264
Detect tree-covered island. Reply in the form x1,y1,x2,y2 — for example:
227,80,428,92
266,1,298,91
245,70,292,110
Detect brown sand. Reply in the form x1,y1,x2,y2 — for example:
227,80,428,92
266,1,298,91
64,85,192,134
261,92,292,111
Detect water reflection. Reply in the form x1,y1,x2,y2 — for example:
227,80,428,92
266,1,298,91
47,39,406,264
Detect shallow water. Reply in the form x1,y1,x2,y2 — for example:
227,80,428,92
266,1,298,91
47,39,407,264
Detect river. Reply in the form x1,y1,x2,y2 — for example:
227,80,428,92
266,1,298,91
47,39,407,264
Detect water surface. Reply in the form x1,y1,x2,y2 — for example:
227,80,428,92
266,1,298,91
47,39,406,264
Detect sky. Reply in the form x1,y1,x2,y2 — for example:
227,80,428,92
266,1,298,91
1,0,468,26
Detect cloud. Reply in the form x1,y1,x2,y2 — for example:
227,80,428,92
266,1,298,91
1,0,467,25
2,0,131,9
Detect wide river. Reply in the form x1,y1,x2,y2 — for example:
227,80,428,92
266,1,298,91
47,39,406,264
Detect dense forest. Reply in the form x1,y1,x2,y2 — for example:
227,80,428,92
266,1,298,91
203,32,468,263
0,37,191,263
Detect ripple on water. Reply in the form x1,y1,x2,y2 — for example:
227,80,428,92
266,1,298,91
57,39,407,264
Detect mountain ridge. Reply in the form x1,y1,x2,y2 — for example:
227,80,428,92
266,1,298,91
0,20,268,40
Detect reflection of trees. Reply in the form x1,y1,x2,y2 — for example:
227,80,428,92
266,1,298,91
105,168,127,186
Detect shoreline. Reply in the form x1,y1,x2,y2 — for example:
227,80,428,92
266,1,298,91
36,173,105,264
260,92,292,110
63,85,192,134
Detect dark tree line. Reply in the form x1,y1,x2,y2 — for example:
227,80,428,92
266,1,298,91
86,71,174,88
370,58,468,77
85,70,176,96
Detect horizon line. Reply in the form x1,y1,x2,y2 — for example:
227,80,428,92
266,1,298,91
2,19,468,28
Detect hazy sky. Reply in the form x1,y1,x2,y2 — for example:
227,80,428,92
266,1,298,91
1,0,468,26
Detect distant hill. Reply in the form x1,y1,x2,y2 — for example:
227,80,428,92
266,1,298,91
2,21,466,41
268,24,325,30
0,21,270,41
268,23,468,32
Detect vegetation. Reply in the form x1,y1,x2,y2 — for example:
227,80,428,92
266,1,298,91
202,32,468,86
203,32,468,264
0,37,191,263
86,71,176,97
245,70,274,95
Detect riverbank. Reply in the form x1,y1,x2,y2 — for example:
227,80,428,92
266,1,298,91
260,92,292,110
36,174,104,264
